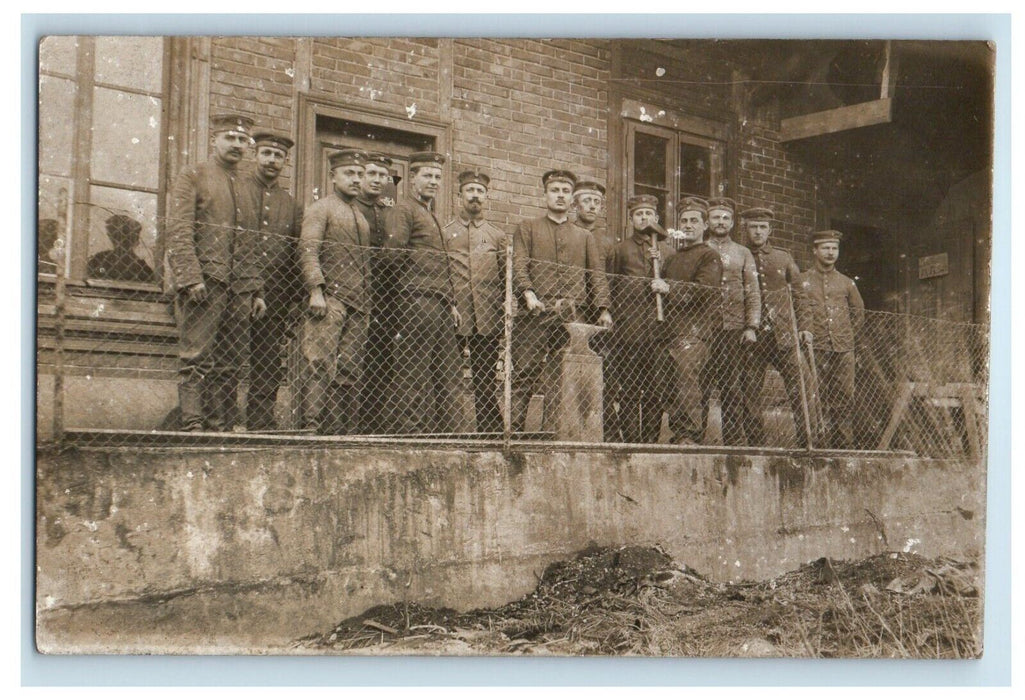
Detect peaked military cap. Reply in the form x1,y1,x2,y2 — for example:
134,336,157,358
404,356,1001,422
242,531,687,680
457,169,490,189
706,196,737,214
210,113,254,135
252,131,295,152
542,169,578,188
573,180,606,197
678,196,710,216
328,148,369,170
409,151,446,169
741,206,774,221
626,194,659,214
366,152,394,168
811,230,843,245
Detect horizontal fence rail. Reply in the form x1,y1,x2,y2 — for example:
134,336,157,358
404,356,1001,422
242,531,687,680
37,203,989,458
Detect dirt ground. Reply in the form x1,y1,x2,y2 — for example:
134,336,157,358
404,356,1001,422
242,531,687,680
295,544,982,658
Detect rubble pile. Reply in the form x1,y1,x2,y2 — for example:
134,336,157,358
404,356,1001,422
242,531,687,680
296,545,981,658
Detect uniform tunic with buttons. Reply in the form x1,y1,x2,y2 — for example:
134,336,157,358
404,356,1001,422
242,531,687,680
798,267,865,352
442,214,508,338
513,215,611,310
605,232,677,343
749,243,810,347
706,236,761,331
355,195,390,248
384,195,456,302
166,159,261,294
299,191,371,314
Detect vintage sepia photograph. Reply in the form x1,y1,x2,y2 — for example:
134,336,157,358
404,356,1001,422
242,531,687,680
35,35,992,657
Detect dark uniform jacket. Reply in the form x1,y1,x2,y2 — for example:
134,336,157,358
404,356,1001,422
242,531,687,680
166,160,262,294
750,243,811,348
239,172,303,306
442,214,508,337
299,191,371,314
605,232,677,343
661,242,724,341
354,195,390,248
706,236,761,331
797,267,865,353
384,195,456,303
513,215,611,311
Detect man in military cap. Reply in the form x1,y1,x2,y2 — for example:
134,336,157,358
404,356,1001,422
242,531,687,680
604,194,677,443
700,196,761,445
383,151,465,434
443,169,508,434
356,153,398,434
298,148,372,434
511,169,612,433
738,206,812,447
657,197,724,445
573,180,617,256
239,130,303,431
166,113,265,432
798,230,864,449
87,214,154,282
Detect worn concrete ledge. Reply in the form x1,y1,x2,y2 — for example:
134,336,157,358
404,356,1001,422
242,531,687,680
36,445,984,654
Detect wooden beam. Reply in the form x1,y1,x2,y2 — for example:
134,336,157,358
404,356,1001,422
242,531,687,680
880,41,899,99
780,97,892,142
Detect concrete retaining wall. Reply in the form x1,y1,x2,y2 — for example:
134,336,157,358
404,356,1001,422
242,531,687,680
35,445,984,653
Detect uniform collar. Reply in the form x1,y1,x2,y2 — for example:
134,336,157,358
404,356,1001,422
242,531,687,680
413,194,434,211
357,194,383,208
707,236,734,251
252,171,280,189
546,212,569,225
630,231,650,245
750,242,773,255
459,212,485,227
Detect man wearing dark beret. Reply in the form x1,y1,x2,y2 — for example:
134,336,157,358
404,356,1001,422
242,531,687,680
298,148,372,434
443,169,508,434
798,230,864,449
701,196,761,445
737,206,812,447
383,151,467,434
603,194,677,443
87,214,154,283
510,169,612,433
356,153,399,434
166,113,264,431
238,130,303,431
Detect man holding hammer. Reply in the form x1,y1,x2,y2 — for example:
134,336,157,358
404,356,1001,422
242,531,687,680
604,194,677,443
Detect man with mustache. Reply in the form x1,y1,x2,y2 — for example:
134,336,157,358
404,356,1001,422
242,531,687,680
383,151,465,434
239,131,302,431
798,230,864,449
355,153,398,434
443,170,508,434
167,113,265,432
511,169,612,433
298,149,372,434
700,196,761,445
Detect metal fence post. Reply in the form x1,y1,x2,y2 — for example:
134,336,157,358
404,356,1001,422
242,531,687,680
52,240,66,448
502,238,514,448
787,287,814,450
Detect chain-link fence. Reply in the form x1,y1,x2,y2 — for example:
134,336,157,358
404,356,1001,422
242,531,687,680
37,205,989,458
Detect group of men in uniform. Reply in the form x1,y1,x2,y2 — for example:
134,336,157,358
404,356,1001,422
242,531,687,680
166,112,863,448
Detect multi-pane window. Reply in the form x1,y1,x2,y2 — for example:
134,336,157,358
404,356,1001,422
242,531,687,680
38,36,168,286
625,119,724,233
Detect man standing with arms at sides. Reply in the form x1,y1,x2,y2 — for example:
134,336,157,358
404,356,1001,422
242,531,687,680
443,170,508,434
298,149,372,435
383,151,464,434
240,130,302,431
355,152,397,434
604,194,677,443
798,230,864,449
511,169,613,433
167,114,265,432
738,206,813,447
656,197,724,445
573,180,617,256
701,196,761,445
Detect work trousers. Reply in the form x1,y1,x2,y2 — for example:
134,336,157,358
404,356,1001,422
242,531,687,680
607,340,675,444
667,337,709,444
463,334,503,434
175,281,252,431
510,310,572,433
814,349,856,449
700,328,752,446
741,336,809,447
247,292,296,430
300,295,368,434
390,295,464,435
